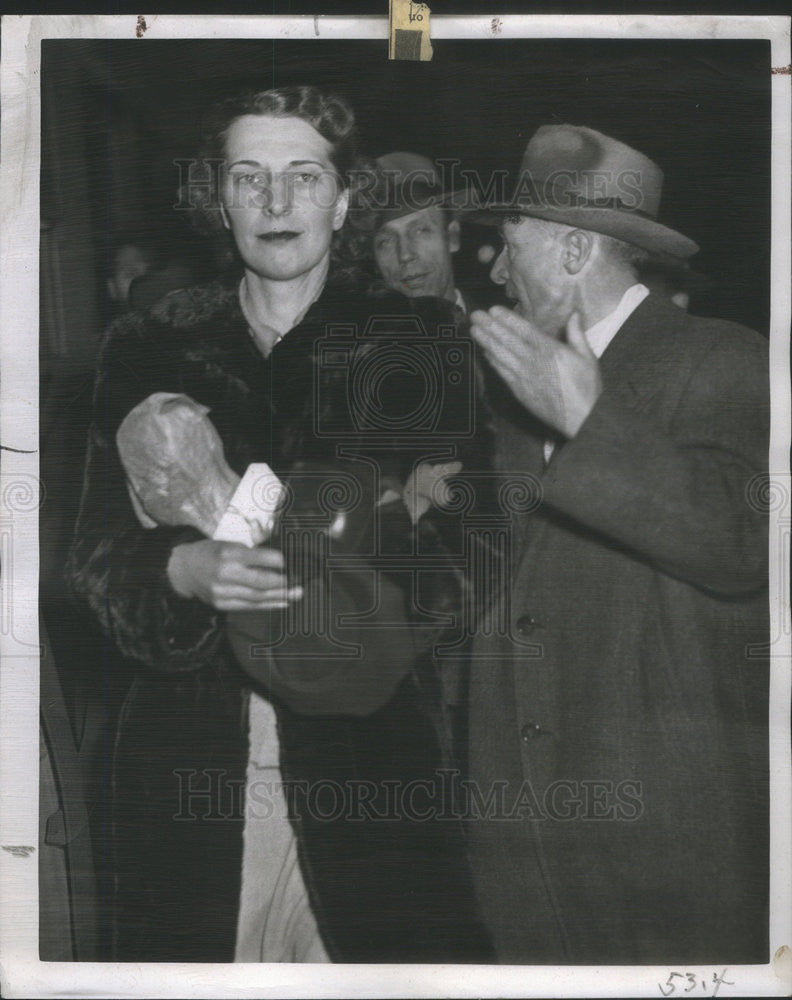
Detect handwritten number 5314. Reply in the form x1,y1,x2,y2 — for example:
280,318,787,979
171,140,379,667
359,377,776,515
658,969,734,997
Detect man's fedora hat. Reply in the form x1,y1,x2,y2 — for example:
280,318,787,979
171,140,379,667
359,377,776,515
466,124,699,261
367,151,458,229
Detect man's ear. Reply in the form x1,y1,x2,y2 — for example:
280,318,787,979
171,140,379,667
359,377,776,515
447,218,461,254
563,229,594,275
219,202,231,231
333,186,350,232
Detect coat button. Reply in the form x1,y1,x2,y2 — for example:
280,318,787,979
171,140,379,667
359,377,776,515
520,721,549,742
516,614,542,636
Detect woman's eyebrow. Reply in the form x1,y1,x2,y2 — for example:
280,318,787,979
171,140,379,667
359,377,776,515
227,159,326,169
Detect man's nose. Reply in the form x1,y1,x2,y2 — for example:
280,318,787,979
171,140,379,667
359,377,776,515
490,247,509,286
396,234,416,263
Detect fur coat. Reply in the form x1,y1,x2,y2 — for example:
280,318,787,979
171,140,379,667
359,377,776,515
67,277,492,962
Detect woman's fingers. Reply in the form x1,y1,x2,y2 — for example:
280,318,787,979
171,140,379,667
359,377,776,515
168,539,302,608
236,545,286,570
218,563,288,590
213,583,303,603
213,546,301,604
214,599,290,611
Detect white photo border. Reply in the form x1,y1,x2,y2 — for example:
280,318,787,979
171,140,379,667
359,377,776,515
1,13,789,999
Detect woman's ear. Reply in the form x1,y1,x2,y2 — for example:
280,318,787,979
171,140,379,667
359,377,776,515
333,187,350,232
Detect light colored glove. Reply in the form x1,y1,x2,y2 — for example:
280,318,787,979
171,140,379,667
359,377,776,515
117,392,297,610
401,460,463,523
117,393,241,536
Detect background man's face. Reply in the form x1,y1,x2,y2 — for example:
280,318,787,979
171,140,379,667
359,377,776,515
373,205,460,301
108,244,152,304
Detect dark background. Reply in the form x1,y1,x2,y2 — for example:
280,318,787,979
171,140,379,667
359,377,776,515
41,36,771,369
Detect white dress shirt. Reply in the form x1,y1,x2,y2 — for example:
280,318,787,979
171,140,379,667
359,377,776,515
580,282,650,359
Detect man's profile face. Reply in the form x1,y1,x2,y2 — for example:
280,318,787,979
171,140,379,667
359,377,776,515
492,216,569,337
373,205,460,302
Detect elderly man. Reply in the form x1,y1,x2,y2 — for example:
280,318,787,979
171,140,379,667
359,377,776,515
467,125,769,965
371,151,470,312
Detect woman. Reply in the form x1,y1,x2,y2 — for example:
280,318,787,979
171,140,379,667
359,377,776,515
67,86,491,963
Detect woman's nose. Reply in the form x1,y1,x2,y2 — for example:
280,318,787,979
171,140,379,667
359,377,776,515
265,174,293,216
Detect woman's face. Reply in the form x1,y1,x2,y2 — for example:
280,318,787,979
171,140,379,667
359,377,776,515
220,114,349,282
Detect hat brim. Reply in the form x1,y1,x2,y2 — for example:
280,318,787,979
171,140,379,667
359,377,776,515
372,189,471,229
461,202,699,261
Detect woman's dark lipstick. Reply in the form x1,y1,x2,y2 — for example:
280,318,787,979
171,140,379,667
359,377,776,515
258,231,300,242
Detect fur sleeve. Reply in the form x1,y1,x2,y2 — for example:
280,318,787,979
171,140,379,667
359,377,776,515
65,312,222,670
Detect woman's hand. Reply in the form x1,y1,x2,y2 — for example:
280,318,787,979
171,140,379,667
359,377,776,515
167,539,303,611
401,461,463,524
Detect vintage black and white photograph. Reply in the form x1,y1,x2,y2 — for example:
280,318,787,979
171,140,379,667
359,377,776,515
0,12,790,999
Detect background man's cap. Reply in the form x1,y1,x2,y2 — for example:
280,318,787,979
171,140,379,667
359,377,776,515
366,151,459,230
463,124,699,260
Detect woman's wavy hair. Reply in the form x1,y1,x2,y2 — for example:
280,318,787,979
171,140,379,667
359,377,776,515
184,85,376,285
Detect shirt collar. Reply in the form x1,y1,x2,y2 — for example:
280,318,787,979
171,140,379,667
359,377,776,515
454,287,466,315
579,283,649,359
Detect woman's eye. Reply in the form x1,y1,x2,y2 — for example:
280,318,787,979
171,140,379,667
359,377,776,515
233,172,264,187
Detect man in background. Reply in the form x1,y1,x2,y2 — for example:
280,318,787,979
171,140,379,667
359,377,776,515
371,151,469,313
106,237,154,315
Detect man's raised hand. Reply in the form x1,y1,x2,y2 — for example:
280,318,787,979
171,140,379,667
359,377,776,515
470,305,603,439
